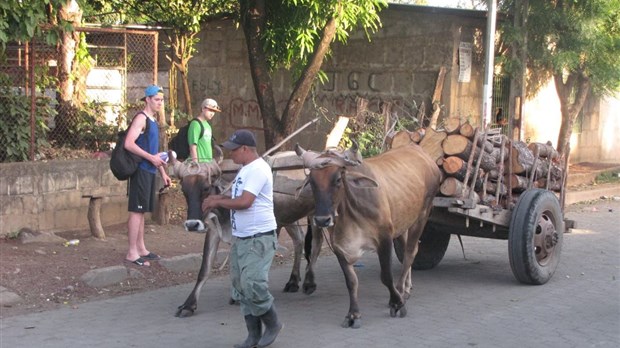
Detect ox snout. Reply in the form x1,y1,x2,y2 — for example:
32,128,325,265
184,219,206,233
313,215,334,228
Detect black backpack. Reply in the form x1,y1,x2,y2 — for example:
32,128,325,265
168,118,204,161
109,113,150,181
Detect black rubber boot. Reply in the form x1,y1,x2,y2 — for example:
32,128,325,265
234,315,262,348
257,305,283,348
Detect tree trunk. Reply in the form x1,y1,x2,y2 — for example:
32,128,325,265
554,72,591,157
242,0,281,150
279,17,337,150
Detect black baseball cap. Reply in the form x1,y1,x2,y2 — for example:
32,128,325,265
221,129,257,150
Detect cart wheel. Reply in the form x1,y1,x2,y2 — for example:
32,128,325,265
394,223,451,270
509,189,564,285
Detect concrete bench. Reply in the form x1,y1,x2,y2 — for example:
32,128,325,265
82,186,169,239
82,188,127,240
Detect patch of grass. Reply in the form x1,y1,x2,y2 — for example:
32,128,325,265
5,230,20,240
595,171,620,184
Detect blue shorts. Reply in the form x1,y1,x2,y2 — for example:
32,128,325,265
128,168,155,212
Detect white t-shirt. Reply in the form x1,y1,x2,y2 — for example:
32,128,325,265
230,157,277,237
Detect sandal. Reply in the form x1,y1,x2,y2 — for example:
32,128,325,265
140,252,161,261
125,257,150,266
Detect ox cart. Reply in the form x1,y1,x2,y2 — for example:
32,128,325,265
392,125,570,285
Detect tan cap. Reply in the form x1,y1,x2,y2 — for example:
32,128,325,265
202,98,221,112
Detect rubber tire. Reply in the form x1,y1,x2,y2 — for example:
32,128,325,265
394,223,451,270
508,189,564,285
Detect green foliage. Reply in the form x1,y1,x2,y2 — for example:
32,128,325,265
0,72,54,162
339,105,419,158
0,0,72,47
262,0,387,79
595,171,620,185
70,101,118,151
502,0,620,97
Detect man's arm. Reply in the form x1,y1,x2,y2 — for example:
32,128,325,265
187,121,199,162
124,115,165,168
203,191,256,211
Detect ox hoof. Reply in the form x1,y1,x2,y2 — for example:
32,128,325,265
175,307,195,318
341,316,362,329
283,282,299,293
302,283,317,295
389,305,407,318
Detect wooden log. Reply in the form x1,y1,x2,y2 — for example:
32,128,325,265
442,156,483,189
443,134,473,157
442,156,468,179
489,147,501,163
504,174,530,192
444,117,462,135
389,130,414,149
459,121,475,139
416,100,426,126
439,177,480,202
486,181,508,195
536,178,562,192
442,134,499,172
428,66,447,130
528,141,559,159
479,193,497,206
440,177,465,197
509,140,539,175
410,128,425,143
419,127,447,162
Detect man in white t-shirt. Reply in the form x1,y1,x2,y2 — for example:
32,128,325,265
202,129,281,348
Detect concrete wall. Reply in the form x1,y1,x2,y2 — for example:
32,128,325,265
0,160,129,237
523,82,620,164
182,5,488,151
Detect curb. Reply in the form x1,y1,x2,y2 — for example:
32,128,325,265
565,184,620,205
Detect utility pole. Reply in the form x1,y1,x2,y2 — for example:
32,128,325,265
481,0,498,129
508,0,528,141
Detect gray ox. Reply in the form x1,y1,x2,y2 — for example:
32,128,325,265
168,151,320,318
295,142,441,328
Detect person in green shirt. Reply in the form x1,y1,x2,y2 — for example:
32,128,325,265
188,98,221,163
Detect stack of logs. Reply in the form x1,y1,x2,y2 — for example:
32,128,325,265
388,118,565,209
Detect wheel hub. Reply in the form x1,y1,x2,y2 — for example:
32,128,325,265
533,213,558,266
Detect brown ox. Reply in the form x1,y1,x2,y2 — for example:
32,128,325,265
295,142,441,328
168,151,320,317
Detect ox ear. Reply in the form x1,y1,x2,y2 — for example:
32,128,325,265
344,171,378,189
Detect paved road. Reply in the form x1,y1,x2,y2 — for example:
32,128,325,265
1,200,619,348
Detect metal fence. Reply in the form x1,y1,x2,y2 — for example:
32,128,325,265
491,75,510,136
0,27,158,163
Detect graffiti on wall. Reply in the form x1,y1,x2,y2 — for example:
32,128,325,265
226,94,411,131
191,78,222,98
321,71,384,92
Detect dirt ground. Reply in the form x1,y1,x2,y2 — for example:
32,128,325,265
0,187,299,319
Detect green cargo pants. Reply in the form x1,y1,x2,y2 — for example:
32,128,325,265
230,233,277,317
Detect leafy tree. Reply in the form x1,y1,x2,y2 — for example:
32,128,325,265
504,0,620,157
239,0,387,149
99,0,235,116
0,0,66,47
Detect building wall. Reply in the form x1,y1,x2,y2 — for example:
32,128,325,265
523,82,620,164
183,5,489,151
